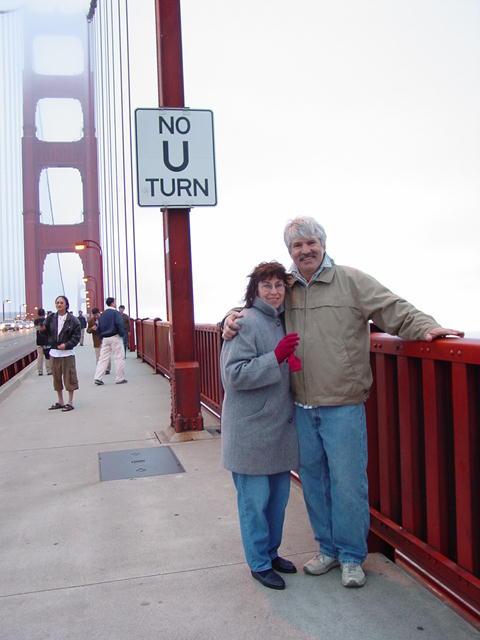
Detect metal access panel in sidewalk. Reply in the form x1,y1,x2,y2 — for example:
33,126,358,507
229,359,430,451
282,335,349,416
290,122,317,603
98,447,185,481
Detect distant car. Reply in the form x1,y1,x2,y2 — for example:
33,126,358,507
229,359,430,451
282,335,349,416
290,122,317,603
1,321,16,331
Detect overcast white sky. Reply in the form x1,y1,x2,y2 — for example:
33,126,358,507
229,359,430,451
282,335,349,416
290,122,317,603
124,0,480,333
13,0,480,333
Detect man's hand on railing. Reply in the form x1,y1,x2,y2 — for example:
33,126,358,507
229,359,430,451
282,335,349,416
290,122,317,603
424,327,465,341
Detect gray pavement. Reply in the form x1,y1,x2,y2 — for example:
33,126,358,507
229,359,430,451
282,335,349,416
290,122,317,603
0,338,477,640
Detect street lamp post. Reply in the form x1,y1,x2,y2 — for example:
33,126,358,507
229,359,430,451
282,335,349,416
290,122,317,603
74,240,104,309
2,299,12,322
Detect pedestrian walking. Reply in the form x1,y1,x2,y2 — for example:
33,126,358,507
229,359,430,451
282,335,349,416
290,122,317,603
94,297,127,385
87,308,102,360
33,308,52,376
118,305,130,356
77,310,87,345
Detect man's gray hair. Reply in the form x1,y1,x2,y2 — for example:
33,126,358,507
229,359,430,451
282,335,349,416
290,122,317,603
284,217,327,251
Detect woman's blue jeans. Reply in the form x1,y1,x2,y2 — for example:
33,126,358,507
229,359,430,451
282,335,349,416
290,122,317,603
295,403,369,564
232,471,291,572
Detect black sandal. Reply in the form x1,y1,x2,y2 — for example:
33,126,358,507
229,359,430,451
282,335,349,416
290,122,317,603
61,404,74,412
48,402,64,410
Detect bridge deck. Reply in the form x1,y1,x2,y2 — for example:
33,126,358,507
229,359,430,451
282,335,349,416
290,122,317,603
0,339,476,639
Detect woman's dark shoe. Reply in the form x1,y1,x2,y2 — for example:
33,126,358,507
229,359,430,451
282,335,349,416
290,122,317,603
272,556,297,574
251,569,285,590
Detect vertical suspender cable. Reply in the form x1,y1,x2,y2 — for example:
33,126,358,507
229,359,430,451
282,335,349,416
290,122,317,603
94,10,107,303
124,0,139,318
98,6,111,294
104,3,116,299
117,0,131,314
109,2,122,304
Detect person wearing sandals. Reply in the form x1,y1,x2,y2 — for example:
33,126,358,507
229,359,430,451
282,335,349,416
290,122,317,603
43,295,81,412
220,261,301,591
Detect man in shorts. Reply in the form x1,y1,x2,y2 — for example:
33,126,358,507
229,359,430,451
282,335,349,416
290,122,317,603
43,295,81,412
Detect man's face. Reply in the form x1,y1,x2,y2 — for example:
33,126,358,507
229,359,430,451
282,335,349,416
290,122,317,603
289,236,325,280
55,298,67,315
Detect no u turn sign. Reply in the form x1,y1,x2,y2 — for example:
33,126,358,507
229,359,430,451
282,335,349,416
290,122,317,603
135,108,217,208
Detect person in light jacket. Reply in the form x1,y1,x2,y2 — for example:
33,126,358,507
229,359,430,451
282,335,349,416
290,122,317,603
221,261,301,591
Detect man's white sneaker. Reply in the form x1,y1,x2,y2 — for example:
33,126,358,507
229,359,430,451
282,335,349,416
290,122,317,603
303,553,339,575
341,563,366,587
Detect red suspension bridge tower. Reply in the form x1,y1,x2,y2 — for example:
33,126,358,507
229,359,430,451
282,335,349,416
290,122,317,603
22,10,102,316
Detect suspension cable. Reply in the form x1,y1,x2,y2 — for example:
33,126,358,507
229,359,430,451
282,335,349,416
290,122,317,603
124,0,139,318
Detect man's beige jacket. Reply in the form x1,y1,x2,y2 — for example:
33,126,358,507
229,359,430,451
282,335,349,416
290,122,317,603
285,264,439,406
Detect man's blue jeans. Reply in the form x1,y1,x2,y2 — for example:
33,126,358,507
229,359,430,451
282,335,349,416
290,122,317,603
232,471,291,572
295,404,369,564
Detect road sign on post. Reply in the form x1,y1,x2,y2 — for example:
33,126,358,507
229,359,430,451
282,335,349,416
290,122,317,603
135,107,216,208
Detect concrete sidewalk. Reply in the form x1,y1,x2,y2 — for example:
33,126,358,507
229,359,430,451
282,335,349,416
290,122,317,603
0,339,477,640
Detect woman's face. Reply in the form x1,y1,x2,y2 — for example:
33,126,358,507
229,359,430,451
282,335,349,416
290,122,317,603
257,276,286,309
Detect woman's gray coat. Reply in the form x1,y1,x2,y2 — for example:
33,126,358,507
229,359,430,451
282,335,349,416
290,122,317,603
220,297,299,475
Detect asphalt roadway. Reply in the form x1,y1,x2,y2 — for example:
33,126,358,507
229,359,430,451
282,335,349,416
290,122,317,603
0,328,35,370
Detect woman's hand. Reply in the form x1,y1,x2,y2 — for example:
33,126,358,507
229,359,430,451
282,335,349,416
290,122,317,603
287,354,302,372
274,333,300,363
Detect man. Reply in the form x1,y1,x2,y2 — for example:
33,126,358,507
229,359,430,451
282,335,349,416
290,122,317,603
86,308,102,361
77,310,87,345
118,305,130,356
94,297,127,385
43,295,81,412
224,216,463,588
33,308,52,376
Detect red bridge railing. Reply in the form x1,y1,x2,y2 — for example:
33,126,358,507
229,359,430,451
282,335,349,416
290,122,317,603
194,323,224,415
135,318,479,621
366,334,480,621
135,319,223,414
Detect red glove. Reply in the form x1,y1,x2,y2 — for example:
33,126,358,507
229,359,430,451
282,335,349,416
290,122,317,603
288,354,302,372
274,333,300,363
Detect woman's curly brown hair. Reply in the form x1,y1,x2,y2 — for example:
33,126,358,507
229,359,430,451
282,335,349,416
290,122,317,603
244,261,288,308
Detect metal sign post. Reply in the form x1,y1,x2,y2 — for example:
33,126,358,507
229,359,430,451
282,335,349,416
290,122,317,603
152,0,211,432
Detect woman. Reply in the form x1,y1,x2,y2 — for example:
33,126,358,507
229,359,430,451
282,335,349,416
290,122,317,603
43,295,81,412
220,261,301,591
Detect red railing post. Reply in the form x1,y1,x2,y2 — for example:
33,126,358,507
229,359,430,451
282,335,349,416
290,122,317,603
452,362,479,574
